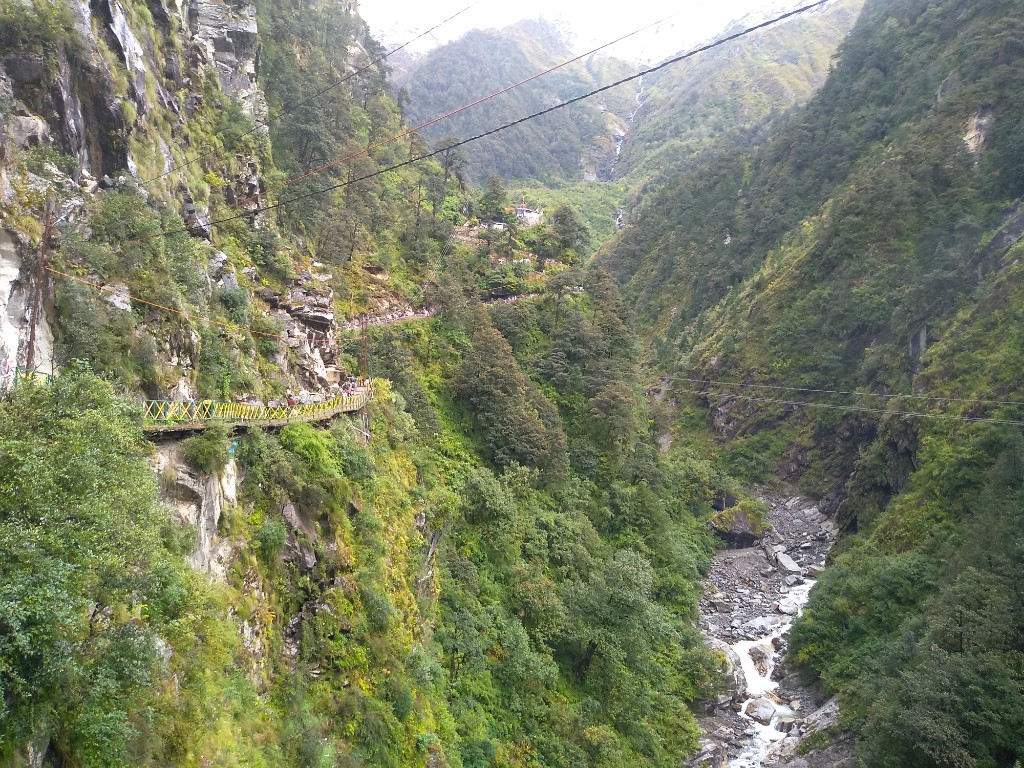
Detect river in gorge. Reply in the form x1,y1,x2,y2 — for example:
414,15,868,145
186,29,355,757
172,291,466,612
687,491,853,768
728,578,815,767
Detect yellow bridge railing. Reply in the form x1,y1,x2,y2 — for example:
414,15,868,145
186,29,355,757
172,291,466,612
13,367,53,386
143,385,372,432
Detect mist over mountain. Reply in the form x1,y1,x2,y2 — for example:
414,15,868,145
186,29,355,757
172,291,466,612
398,3,862,188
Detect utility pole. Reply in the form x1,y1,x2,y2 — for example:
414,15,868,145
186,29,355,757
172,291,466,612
25,193,54,374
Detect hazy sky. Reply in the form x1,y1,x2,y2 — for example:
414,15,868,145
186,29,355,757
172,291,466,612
357,0,797,63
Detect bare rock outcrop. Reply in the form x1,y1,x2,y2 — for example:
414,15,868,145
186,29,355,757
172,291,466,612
185,0,265,119
153,442,238,580
0,229,55,385
765,698,854,767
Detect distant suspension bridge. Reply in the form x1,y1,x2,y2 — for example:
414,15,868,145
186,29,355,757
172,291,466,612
12,367,374,433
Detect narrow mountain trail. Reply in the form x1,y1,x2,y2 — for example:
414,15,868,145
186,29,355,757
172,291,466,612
689,490,854,768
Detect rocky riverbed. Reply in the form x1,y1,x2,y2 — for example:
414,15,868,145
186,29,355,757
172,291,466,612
688,490,854,768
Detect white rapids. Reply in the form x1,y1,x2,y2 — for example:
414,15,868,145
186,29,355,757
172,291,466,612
693,492,839,767
728,580,815,767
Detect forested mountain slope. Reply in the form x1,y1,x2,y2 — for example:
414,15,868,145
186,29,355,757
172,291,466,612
601,0,1024,764
4,0,1024,763
399,5,861,188
397,19,637,184
617,0,863,184
601,0,1024,332
0,0,741,765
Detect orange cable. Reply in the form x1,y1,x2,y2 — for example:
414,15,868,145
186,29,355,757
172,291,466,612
118,2,825,243
45,266,289,339
247,11,679,202
121,16,655,247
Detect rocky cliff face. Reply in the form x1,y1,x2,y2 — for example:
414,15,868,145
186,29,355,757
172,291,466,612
0,218,55,384
3,7,123,180
185,0,265,119
153,441,238,578
1,0,265,178
0,0,348,397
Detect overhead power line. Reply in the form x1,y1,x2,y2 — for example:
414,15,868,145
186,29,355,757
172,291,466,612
670,388,1024,427
141,0,483,185
137,0,831,242
609,371,1024,408
561,364,1024,421
256,7,685,199
670,375,1024,408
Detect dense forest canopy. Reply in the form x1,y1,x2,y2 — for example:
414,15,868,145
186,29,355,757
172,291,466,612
1,0,1023,765
601,0,1024,764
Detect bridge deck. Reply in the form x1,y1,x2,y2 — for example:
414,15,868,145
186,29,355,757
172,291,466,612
142,387,372,432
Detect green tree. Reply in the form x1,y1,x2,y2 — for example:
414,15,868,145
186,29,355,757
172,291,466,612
550,204,591,260
589,381,636,453
435,136,468,191
0,371,189,764
453,325,568,474
477,174,510,222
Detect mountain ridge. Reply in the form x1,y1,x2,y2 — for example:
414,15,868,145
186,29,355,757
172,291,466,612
2,0,1023,765
600,0,1024,763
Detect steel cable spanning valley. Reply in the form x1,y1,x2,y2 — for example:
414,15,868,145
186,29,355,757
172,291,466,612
262,9,680,198
42,1,835,435
613,369,1024,426
149,4,683,223
138,0,830,241
140,0,484,185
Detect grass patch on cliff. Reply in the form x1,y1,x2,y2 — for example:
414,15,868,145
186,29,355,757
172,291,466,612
796,726,838,755
0,0,87,76
182,423,231,473
21,145,78,177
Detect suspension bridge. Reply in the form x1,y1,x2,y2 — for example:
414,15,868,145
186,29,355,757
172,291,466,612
11,368,373,433
142,383,373,433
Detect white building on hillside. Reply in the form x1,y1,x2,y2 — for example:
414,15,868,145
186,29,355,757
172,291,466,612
514,203,543,227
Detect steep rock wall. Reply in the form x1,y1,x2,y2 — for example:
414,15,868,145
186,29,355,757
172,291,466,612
0,229,54,384
153,441,238,579
184,0,265,119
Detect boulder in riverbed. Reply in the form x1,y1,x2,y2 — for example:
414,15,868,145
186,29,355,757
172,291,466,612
706,638,746,697
778,597,801,615
688,740,728,768
708,505,765,548
776,552,803,574
745,698,776,725
749,643,773,677
776,716,800,733
743,615,781,633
